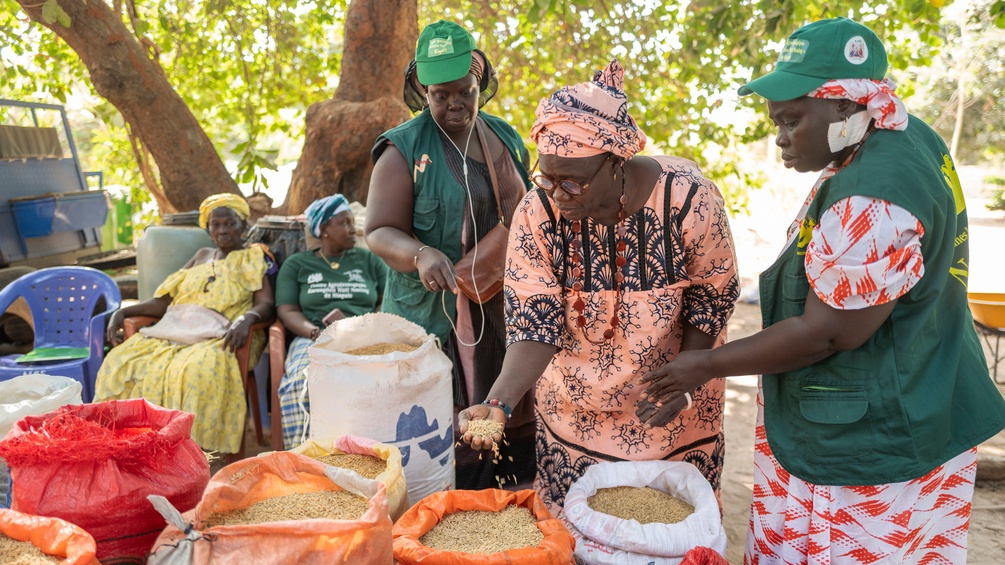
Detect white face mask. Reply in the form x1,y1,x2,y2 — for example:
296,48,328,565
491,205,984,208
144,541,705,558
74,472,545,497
827,110,871,153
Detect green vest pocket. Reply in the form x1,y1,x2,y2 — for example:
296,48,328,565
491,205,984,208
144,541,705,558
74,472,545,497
413,196,440,231
798,389,873,458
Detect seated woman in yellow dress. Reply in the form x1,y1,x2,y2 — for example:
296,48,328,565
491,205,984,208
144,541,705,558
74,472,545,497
95,193,276,455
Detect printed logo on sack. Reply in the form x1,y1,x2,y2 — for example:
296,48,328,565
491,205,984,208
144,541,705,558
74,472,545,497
394,405,452,466
844,36,868,64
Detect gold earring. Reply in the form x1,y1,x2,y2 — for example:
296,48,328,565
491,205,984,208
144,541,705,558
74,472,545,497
840,115,849,137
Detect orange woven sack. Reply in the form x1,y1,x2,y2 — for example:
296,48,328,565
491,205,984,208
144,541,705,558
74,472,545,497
150,451,392,565
0,508,99,565
392,489,575,564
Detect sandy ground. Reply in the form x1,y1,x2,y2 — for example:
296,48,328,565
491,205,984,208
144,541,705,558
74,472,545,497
721,164,1005,564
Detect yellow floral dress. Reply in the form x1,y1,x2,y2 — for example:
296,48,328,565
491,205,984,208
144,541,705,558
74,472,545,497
94,246,267,453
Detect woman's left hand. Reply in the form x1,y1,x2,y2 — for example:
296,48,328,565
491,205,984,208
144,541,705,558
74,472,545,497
636,349,713,427
222,315,254,352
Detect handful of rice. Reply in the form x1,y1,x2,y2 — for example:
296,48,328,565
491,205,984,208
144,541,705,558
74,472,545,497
420,504,544,554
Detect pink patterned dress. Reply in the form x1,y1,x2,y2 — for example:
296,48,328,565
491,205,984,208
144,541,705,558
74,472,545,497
745,174,977,564
505,155,740,518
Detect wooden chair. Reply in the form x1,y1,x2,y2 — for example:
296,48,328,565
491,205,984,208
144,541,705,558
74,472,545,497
268,319,288,451
968,292,1005,384
122,316,271,457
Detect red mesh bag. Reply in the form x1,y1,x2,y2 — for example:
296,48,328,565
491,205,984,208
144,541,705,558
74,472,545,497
682,546,730,565
0,398,210,562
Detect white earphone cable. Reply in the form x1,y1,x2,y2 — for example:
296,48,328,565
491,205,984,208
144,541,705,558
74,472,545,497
432,116,485,347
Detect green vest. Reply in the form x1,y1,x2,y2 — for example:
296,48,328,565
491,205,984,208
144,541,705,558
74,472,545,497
759,115,1005,485
373,110,529,343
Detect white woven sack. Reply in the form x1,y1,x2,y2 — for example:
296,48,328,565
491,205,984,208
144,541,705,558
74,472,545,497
306,312,454,503
1,373,83,508
564,461,726,565
1,373,82,437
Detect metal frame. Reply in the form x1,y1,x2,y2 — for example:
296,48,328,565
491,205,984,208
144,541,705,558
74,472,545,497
975,321,1004,384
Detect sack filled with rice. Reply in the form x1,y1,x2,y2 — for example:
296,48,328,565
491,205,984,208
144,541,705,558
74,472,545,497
392,488,574,564
290,434,409,520
149,451,391,564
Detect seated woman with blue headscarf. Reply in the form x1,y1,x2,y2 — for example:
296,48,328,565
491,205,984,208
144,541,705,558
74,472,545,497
275,194,389,449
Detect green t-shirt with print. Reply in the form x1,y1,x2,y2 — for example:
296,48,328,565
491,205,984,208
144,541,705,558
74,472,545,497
275,248,388,326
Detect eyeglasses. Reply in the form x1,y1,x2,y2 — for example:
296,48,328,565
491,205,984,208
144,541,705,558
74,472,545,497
529,156,610,196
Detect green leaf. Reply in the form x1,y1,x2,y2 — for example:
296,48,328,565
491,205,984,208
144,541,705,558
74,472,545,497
56,6,71,28
41,0,58,24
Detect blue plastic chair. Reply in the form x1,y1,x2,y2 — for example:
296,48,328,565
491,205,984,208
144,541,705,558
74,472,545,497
0,266,121,402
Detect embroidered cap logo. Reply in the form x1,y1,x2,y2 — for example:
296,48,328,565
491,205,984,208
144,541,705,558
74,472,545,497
844,36,869,64
778,38,808,63
427,37,455,57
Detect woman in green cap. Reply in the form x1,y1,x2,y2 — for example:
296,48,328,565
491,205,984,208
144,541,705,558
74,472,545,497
638,17,1005,563
364,20,534,490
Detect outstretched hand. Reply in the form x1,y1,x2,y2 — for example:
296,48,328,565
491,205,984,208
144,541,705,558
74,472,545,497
636,349,713,427
457,404,507,450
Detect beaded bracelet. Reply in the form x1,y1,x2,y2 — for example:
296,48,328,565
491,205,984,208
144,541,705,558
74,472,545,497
481,398,512,420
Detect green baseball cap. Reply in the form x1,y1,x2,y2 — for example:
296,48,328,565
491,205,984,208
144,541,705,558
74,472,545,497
739,17,888,100
414,20,477,86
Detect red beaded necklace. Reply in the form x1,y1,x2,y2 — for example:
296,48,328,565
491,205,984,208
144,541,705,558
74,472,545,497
569,166,629,345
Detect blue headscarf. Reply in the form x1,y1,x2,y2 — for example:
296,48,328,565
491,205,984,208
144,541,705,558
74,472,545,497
305,194,351,237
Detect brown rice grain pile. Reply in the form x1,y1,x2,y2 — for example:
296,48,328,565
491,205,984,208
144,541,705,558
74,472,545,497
344,342,418,356
203,490,369,527
0,534,61,565
588,486,694,524
314,453,386,479
420,504,543,554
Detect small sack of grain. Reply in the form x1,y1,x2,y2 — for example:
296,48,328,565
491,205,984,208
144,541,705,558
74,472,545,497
392,489,575,565
0,508,99,565
307,313,455,504
149,451,392,565
563,461,726,564
289,435,410,520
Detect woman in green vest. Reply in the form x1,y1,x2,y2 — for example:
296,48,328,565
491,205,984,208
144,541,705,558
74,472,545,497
364,20,534,490
637,18,1005,563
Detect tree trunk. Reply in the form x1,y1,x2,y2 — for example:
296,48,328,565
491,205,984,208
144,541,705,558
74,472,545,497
283,0,417,213
16,0,239,213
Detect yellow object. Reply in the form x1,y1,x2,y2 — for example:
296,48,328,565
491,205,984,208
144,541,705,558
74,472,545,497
969,292,1005,329
292,438,410,521
94,246,267,453
198,193,250,228
969,292,1005,383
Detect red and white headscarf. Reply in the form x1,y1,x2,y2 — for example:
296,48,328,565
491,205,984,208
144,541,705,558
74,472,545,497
807,78,908,131
530,60,647,159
